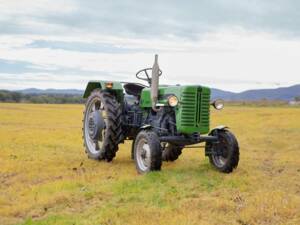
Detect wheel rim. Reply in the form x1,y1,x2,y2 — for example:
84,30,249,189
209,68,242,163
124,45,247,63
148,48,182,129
136,138,151,172
212,139,229,167
84,97,107,154
161,142,168,152
212,155,227,167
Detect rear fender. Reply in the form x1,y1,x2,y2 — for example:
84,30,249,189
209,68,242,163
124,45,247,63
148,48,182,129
83,81,124,102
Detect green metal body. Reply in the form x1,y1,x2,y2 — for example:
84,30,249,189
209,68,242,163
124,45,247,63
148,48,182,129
83,81,124,102
83,81,211,135
140,85,211,134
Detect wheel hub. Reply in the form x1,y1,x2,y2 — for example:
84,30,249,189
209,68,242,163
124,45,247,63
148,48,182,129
88,111,105,140
141,149,147,159
136,140,151,172
217,140,229,158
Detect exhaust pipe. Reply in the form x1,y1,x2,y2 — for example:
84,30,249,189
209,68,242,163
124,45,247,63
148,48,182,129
151,54,160,112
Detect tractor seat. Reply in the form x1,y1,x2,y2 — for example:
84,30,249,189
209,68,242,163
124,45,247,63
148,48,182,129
123,83,146,96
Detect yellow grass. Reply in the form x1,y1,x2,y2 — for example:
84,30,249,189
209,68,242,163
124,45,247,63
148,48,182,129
0,103,299,225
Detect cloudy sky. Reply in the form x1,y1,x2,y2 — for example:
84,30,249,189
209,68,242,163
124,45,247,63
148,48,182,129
0,0,300,92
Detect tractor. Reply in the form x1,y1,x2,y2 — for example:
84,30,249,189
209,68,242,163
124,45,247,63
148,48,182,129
82,55,239,174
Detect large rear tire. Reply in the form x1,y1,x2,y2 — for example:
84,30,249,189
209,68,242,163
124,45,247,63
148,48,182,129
206,130,239,173
83,89,123,162
134,130,162,174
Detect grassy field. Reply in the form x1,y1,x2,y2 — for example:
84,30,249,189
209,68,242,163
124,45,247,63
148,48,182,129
0,103,299,225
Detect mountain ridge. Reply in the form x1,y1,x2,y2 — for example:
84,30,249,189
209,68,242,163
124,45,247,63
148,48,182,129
14,84,300,101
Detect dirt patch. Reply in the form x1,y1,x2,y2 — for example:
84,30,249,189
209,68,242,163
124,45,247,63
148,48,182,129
0,172,18,188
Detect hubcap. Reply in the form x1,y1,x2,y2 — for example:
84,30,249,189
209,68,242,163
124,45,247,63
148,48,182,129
212,139,229,167
136,138,151,172
84,98,107,154
88,111,105,140
88,117,96,138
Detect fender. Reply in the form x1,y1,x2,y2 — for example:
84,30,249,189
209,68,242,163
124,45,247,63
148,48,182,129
83,81,124,102
209,125,228,135
140,124,152,129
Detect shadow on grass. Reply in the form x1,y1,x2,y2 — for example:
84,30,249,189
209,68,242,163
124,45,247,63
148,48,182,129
112,157,134,165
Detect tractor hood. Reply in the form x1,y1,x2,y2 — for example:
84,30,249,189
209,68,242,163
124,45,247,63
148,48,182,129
140,85,210,107
140,85,211,134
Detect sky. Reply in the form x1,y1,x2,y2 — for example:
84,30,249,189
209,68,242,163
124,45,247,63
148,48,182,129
0,0,300,92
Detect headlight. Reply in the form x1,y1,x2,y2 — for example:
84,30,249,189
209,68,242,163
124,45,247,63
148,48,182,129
211,99,224,110
105,82,113,89
168,95,178,107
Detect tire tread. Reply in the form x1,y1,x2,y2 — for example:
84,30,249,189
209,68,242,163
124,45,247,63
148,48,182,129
82,89,124,162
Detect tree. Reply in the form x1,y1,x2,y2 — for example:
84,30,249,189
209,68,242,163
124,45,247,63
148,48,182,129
294,96,300,102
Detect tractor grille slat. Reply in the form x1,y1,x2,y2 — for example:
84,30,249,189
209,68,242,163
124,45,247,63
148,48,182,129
180,88,210,131
198,88,210,129
181,91,197,126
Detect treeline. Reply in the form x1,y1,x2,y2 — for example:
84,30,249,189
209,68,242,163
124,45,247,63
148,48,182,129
0,90,84,104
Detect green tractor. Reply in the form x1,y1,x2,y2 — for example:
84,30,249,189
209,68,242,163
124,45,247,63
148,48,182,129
82,55,239,174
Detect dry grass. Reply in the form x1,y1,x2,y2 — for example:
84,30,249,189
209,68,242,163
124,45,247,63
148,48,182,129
0,103,299,225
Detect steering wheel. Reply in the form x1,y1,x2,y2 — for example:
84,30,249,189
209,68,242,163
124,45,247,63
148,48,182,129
136,68,162,85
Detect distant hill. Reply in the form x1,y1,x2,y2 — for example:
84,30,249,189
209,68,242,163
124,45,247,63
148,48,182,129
16,84,300,101
18,88,84,95
210,88,235,100
211,84,300,101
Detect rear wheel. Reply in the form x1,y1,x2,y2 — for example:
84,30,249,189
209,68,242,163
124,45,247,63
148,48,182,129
134,130,162,174
162,143,183,161
206,130,239,173
83,90,123,162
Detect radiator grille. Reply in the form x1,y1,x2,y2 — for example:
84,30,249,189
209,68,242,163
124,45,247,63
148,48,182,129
181,90,197,127
180,88,210,132
198,89,210,128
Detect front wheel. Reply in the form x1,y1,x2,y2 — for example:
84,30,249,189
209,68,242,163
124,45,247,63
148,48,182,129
162,143,183,161
134,130,162,174
206,130,239,173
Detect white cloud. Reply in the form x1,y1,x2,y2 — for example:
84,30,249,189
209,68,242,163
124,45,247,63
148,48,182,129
0,0,76,15
0,1,300,91
1,29,300,91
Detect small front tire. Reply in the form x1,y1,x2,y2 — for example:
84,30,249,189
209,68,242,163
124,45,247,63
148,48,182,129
162,143,183,161
134,130,162,174
206,130,239,173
